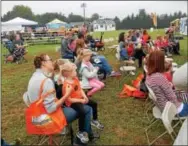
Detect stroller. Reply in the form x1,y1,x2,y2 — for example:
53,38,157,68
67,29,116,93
3,40,27,64
87,32,105,52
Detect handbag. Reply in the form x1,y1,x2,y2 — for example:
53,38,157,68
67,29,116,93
25,78,67,135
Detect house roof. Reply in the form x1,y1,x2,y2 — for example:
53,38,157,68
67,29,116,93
70,21,90,26
92,19,115,25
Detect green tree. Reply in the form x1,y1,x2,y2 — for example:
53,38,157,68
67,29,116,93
67,13,84,22
91,13,100,22
113,16,121,30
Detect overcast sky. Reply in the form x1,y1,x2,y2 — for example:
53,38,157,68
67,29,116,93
2,1,187,20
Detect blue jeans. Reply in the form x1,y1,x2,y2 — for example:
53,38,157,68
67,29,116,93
178,103,188,117
63,105,92,135
94,55,112,74
1,139,10,146
63,53,74,59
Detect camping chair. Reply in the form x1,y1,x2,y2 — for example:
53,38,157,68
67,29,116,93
145,101,185,146
31,124,74,145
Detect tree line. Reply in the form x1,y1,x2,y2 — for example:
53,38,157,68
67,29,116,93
2,5,187,29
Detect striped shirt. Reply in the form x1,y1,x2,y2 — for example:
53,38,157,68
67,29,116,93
146,72,182,112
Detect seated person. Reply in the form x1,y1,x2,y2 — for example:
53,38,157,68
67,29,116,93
23,54,96,144
61,32,74,60
75,33,85,56
61,62,104,132
127,42,134,58
6,34,27,62
146,50,188,117
141,30,150,44
164,61,174,89
79,49,105,96
167,31,180,55
53,59,70,99
120,43,129,61
162,35,173,55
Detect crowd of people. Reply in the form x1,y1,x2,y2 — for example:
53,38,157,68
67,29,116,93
118,28,181,68
17,26,187,145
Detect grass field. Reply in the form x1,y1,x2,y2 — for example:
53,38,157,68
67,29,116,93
1,29,187,145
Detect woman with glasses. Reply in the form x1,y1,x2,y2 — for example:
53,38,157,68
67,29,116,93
23,54,98,144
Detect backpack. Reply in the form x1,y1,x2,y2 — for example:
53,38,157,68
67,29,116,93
118,84,146,99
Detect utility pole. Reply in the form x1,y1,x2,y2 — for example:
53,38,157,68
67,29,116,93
81,3,86,25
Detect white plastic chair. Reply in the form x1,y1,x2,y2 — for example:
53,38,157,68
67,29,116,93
145,101,184,146
144,85,157,121
161,102,182,140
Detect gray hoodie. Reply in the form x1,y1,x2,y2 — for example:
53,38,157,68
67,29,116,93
23,69,57,114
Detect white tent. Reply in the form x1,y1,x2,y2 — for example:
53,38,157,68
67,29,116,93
1,17,38,32
2,17,38,26
47,18,66,25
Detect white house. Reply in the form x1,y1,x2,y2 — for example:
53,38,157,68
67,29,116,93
92,19,116,32
180,17,187,35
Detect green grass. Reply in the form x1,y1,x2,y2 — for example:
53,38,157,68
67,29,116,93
1,30,187,145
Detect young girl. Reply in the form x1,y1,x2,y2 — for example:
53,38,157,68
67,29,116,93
53,59,70,99
120,43,129,60
79,49,105,96
164,60,174,89
61,62,104,133
162,35,173,56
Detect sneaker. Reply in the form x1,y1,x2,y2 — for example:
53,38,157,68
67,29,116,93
167,53,172,57
76,131,89,144
89,132,100,141
129,71,135,76
91,120,104,130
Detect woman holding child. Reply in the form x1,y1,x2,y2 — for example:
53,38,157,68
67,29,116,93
23,54,100,144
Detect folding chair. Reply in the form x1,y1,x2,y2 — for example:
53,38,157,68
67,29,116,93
115,46,136,85
144,85,156,121
145,101,185,146
33,124,74,145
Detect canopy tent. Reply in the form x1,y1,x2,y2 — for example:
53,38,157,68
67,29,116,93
1,17,38,32
46,18,67,29
2,17,38,26
47,18,66,25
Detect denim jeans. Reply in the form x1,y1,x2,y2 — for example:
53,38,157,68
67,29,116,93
63,53,74,59
63,105,92,135
1,139,10,146
94,55,112,74
178,103,188,117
